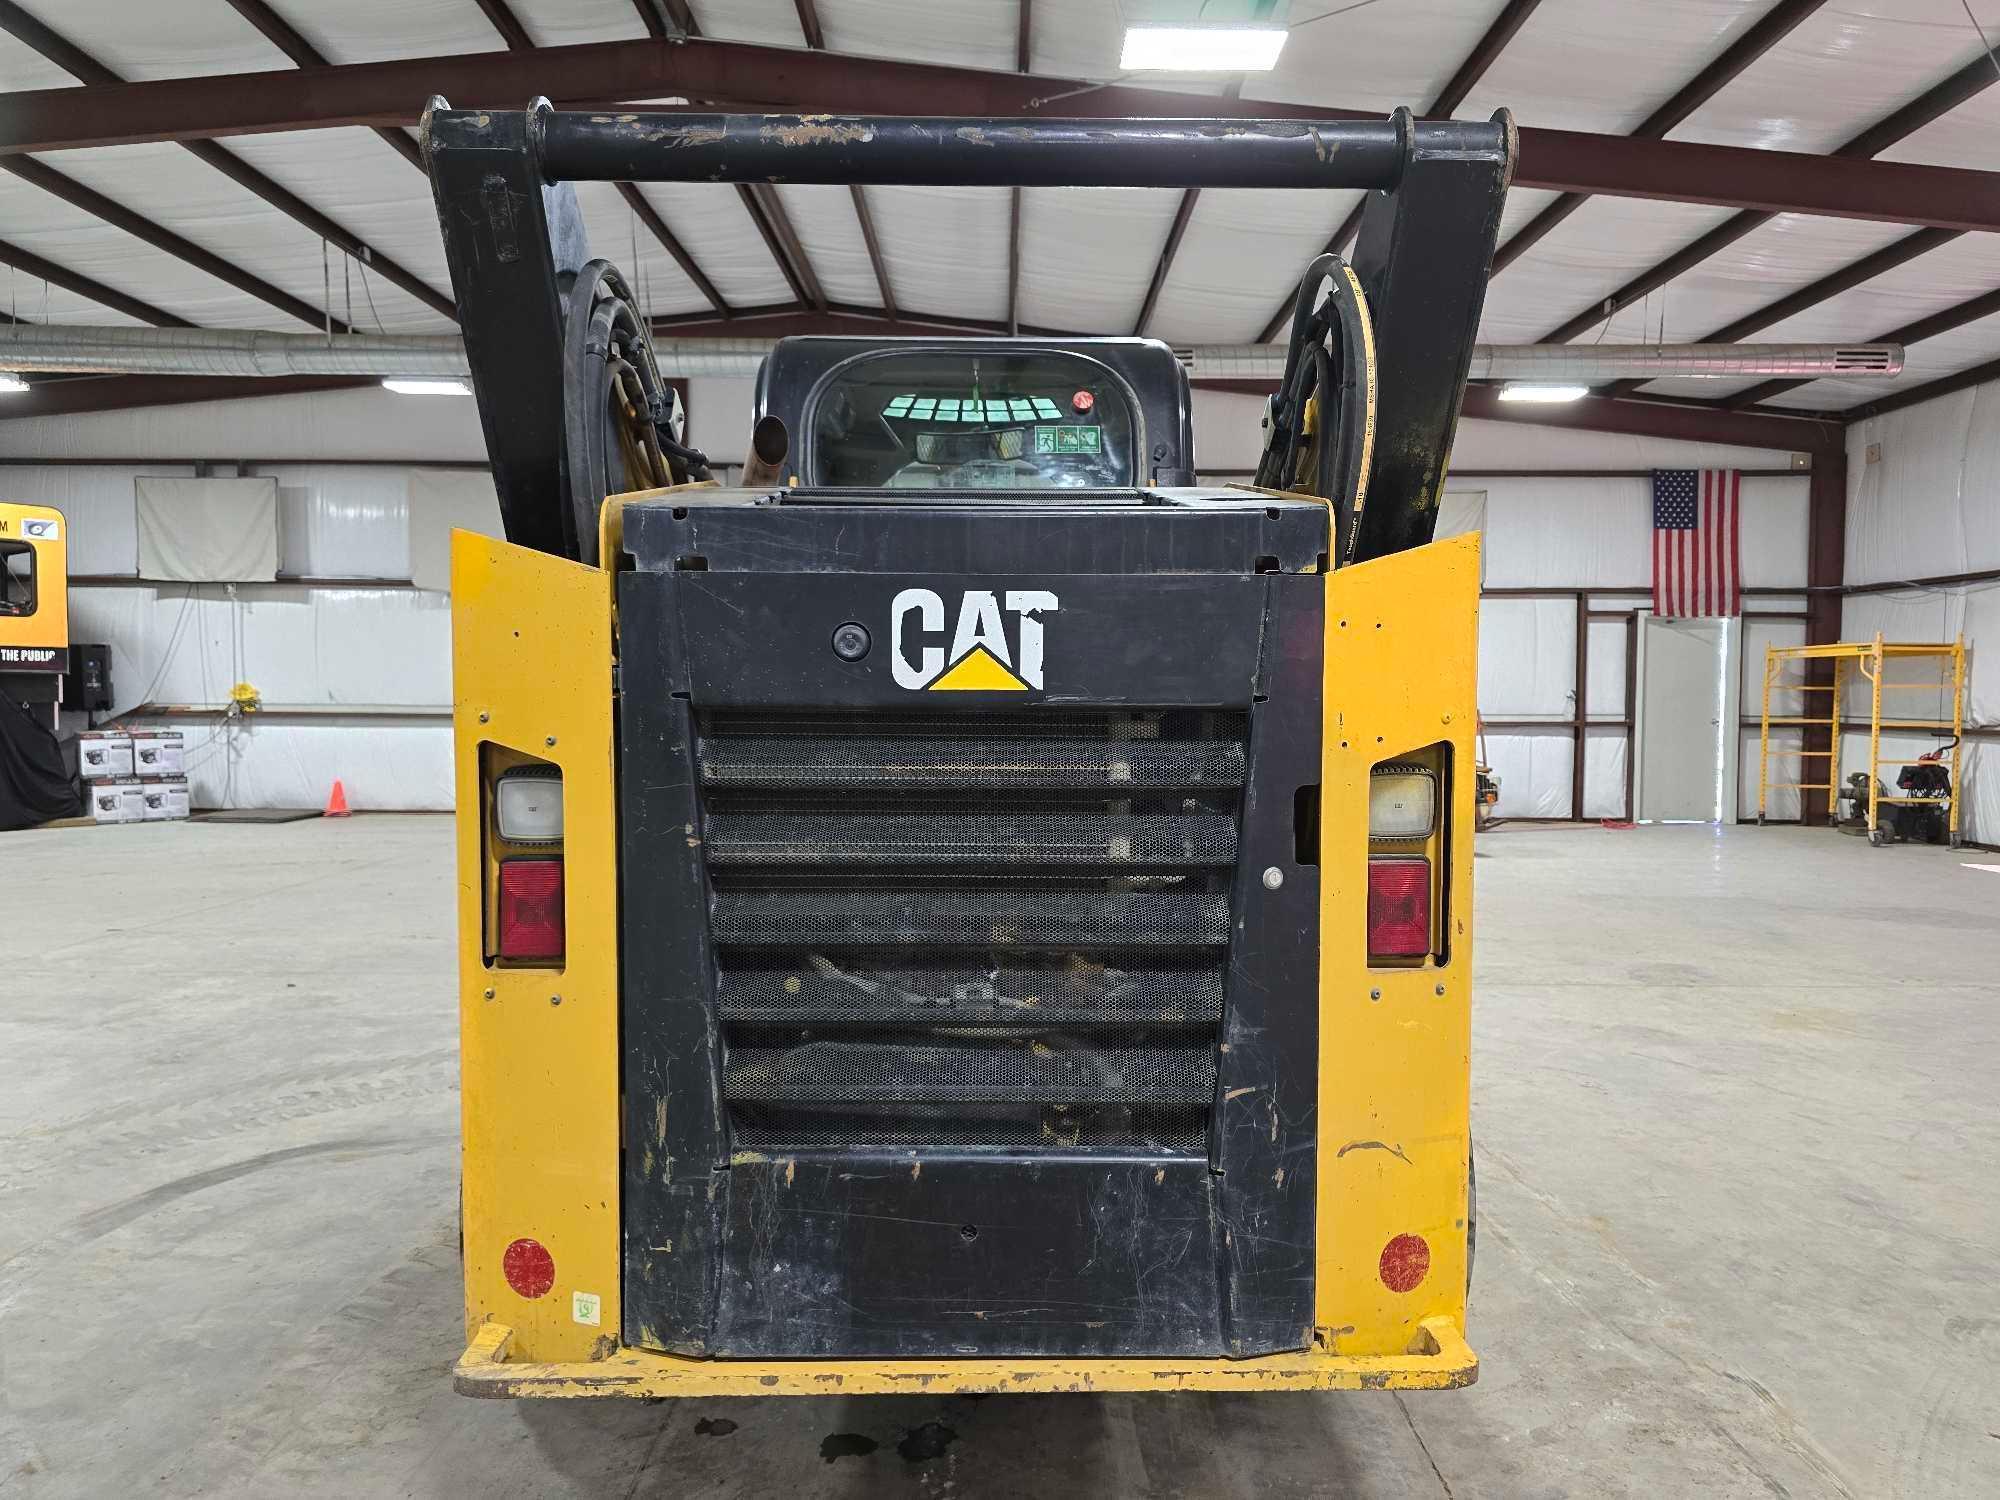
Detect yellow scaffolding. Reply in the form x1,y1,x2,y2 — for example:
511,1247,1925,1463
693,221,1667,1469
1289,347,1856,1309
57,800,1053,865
1756,633,1966,846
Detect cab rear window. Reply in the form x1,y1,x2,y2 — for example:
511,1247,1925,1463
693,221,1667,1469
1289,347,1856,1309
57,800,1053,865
808,351,1137,489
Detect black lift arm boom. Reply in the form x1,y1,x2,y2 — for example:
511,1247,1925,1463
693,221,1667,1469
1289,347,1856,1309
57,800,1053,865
422,104,1513,565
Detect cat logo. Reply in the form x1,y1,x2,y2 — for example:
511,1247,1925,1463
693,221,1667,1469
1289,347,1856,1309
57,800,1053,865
890,587,1058,692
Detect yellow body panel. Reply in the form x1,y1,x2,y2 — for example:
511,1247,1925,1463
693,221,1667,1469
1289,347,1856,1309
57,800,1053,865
1315,534,1479,1352
0,501,69,662
452,525,1480,1394
453,531,622,1364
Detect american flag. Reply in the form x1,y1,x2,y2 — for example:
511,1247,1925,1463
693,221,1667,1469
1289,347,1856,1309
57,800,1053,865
1652,469,1741,618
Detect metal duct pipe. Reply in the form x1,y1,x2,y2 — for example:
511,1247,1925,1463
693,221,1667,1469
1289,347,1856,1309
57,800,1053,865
1186,342,1905,383
1472,342,1903,381
0,325,781,380
0,324,1905,383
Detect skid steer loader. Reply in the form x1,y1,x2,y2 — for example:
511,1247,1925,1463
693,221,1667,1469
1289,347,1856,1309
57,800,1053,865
426,103,1509,1397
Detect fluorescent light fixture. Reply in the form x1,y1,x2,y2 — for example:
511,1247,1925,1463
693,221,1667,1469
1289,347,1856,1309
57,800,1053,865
1120,23,1288,71
0,373,27,393
1496,382,1589,403
381,377,471,396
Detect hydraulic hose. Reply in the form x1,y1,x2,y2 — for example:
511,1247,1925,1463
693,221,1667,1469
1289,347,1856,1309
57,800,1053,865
1254,253,1377,565
560,259,710,565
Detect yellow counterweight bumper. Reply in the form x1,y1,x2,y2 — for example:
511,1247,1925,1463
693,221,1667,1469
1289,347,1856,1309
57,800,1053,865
453,1318,1476,1399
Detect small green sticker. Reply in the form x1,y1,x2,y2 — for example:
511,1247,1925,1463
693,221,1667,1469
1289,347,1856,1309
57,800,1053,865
1034,425,1102,455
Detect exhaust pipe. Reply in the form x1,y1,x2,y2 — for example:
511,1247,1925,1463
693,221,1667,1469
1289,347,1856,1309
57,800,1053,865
740,414,789,488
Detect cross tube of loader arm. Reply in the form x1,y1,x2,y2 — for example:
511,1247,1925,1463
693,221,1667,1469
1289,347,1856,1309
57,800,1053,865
421,103,1514,562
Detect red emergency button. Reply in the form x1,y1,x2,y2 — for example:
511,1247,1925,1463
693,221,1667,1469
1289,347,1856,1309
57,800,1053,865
1071,389,1095,413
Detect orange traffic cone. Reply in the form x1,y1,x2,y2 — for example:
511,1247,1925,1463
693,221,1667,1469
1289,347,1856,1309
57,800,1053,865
324,779,350,818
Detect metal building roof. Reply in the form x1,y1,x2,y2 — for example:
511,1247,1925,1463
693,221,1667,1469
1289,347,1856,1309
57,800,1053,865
0,0,1995,432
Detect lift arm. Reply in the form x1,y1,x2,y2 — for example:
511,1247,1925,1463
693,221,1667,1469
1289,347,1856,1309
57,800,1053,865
421,104,1513,563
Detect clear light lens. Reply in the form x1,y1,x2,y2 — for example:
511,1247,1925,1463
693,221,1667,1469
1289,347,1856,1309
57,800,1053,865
496,772,563,843
1497,383,1590,403
0,374,28,393
1369,768,1436,839
381,377,471,396
1119,24,1288,71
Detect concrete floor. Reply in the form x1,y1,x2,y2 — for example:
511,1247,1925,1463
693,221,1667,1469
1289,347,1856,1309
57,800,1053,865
3,817,1997,1498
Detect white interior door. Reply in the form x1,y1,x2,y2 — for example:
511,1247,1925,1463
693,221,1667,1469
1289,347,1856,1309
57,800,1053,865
1635,615,1736,822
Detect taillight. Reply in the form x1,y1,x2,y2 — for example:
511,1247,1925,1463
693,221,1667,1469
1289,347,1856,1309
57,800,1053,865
1367,856,1430,958
498,858,564,961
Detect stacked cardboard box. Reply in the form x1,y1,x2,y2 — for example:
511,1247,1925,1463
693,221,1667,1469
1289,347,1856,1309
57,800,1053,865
82,729,190,824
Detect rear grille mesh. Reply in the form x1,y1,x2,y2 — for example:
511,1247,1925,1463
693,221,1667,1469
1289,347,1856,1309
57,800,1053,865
695,709,1246,1155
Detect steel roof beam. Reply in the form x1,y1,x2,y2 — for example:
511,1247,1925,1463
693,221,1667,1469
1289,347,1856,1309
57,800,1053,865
1537,39,2000,344
1492,0,1828,274
465,0,730,317
791,0,895,318
220,0,426,170
6,39,1999,232
1725,283,2000,408
1839,352,2000,421
0,155,345,331
0,238,193,327
1009,0,1031,334
1255,0,1546,341
0,372,374,419
0,0,453,324
1194,376,1840,452
1138,75,1240,339
1603,226,1958,398
664,6,827,315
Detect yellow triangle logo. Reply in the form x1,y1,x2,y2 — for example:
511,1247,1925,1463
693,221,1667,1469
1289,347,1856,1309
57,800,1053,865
927,643,1028,692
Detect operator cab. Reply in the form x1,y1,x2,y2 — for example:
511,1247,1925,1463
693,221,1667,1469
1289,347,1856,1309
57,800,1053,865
754,337,1198,490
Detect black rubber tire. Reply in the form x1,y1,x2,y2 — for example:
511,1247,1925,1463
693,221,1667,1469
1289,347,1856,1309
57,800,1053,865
1466,1145,1477,1296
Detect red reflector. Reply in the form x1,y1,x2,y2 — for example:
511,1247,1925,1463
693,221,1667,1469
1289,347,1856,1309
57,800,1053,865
503,1237,556,1299
1380,1233,1430,1293
1071,389,1095,413
498,858,564,961
1367,856,1430,957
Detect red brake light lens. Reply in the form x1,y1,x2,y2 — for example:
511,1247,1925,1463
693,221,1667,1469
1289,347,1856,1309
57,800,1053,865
1367,856,1430,958
498,858,564,961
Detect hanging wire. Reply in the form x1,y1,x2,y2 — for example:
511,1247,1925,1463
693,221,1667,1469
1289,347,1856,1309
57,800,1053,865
343,253,354,334
1958,0,2000,81
354,256,388,336
321,240,333,342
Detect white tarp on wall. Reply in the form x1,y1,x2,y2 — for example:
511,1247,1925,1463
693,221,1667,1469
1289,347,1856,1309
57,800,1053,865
135,475,279,582
408,469,503,593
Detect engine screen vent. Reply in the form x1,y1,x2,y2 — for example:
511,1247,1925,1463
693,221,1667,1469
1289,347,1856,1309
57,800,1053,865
694,708,1247,1156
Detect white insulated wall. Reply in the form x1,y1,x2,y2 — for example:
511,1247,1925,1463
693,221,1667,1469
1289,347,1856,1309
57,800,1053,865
3,385,1809,814
1842,383,2000,844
